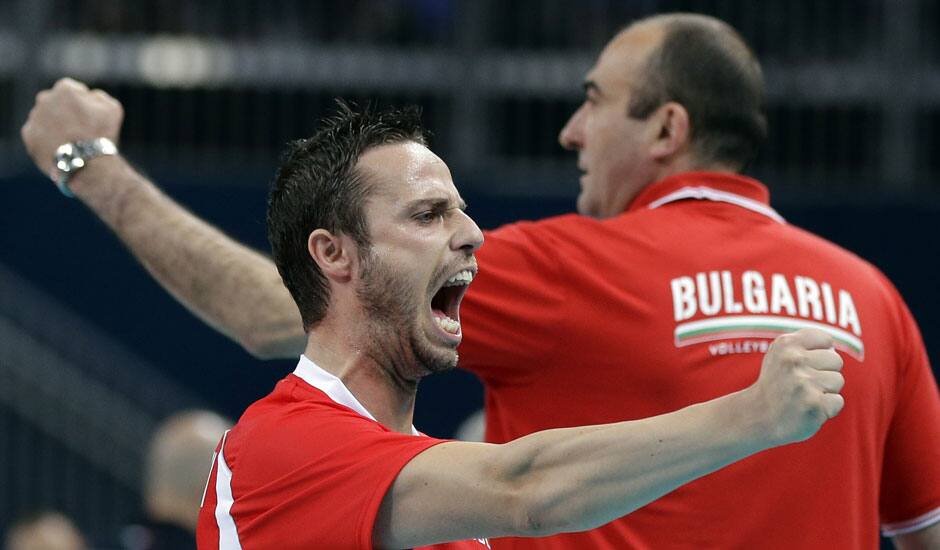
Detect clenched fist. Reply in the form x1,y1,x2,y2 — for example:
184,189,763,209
747,328,845,446
21,77,124,181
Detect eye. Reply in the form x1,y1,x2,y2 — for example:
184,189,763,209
414,211,443,225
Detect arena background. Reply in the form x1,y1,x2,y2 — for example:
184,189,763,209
0,0,938,547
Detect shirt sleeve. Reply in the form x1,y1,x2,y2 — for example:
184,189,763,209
458,220,572,382
879,290,940,536
227,402,448,550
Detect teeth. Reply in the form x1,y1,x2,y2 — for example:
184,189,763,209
443,270,474,287
435,315,461,334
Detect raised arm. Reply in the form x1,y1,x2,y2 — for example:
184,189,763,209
21,78,305,358
375,329,846,548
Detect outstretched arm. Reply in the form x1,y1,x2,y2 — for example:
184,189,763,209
375,329,846,548
21,78,305,358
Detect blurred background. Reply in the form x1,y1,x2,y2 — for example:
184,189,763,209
0,0,938,547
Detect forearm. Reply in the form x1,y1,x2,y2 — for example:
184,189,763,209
383,389,771,545
502,389,767,535
68,156,306,358
379,331,841,547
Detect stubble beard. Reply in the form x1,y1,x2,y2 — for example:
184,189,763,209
356,249,458,383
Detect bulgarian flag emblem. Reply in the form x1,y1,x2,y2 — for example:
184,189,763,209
675,315,864,361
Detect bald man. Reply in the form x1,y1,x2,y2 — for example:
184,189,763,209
124,410,230,550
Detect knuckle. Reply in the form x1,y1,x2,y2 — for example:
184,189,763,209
775,332,795,347
792,328,811,339
59,78,86,93
795,379,812,399
831,351,845,371
833,395,846,415
781,348,803,368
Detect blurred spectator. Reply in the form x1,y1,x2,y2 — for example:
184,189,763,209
4,511,86,550
121,410,230,550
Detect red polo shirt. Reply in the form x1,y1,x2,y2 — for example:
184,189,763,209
459,171,940,549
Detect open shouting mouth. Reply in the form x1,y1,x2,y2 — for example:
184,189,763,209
429,267,475,340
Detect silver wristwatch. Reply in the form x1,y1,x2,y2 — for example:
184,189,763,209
53,137,118,198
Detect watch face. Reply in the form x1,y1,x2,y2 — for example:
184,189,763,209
54,138,116,178
55,143,79,173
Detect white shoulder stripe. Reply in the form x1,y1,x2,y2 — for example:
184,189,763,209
647,186,785,223
294,355,420,435
214,430,244,550
881,505,940,537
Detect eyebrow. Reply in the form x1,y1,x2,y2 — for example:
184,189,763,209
405,197,467,211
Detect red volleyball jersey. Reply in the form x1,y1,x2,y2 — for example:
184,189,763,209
197,356,491,550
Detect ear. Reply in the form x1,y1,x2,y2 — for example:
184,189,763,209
308,229,354,282
649,101,691,161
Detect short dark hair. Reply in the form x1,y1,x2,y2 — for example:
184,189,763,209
267,101,427,330
627,14,767,169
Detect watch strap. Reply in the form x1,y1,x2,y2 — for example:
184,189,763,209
54,137,118,198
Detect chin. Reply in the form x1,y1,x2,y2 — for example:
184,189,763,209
416,345,459,375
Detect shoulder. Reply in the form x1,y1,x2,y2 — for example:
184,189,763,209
484,212,581,240
779,224,920,346
782,224,894,287
481,213,620,256
223,376,392,473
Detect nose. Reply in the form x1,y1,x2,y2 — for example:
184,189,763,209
452,209,485,254
558,104,585,151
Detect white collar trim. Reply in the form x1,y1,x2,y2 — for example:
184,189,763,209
647,185,785,223
293,355,420,436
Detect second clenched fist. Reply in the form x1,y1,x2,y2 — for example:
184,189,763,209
21,77,124,181
748,328,845,446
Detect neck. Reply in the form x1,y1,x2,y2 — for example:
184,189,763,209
303,320,418,434
660,156,739,181
616,158,739,214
